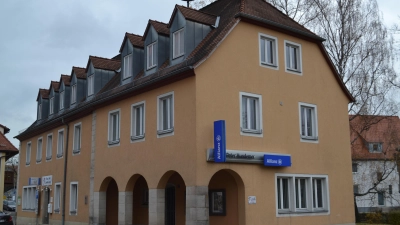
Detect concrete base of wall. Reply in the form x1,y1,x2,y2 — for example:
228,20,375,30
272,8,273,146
17,217,88,225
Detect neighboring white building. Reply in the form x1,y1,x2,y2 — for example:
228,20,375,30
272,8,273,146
351,116,400,213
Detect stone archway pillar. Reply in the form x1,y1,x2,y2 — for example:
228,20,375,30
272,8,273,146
149,189,165,225
93,191,106,225
119,191,133,225
186,186,209,225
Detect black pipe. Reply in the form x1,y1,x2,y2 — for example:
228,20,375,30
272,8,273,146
61,118,69,225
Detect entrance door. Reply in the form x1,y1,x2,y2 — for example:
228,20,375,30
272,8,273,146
42,188,50,224
165,184,176,225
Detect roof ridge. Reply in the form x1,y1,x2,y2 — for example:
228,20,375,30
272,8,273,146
126,32,143,38
72,66,85,70
149,19,168,25
89,55,121,62
177,4,218,17
61,74,70,77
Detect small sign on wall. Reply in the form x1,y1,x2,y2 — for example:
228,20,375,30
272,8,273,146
248,196,256,204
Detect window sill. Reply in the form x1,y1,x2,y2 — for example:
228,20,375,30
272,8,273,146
54,209,60,213
122,75,132,80
286,68,302,73
46,156,52,161
278,209,329,216
261,62,277,68
131,134,145,141
241,128,262,134
157,128,174,135
72,149,81,154
36,160,42,163
22,209,35,212
108,140,120,145
70,210,77,215
301,136,318,141
25,162,30,166
172,54,184,60
147,65,157,70
57,154,63,159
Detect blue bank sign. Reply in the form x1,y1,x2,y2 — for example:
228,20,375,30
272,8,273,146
214,120,226,163
264,154,291,167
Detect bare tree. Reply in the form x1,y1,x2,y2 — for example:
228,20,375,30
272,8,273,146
6,154,18,192
190,0,216,9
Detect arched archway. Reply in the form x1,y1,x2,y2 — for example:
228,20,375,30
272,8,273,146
157,171,186,225
99,177,119,225
125,175,149,225
208,169,245,225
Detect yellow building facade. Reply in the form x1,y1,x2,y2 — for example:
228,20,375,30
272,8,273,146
16,0,355,224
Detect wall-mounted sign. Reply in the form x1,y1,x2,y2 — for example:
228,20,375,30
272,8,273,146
29,177,41,185
248,196,256,204
42,175,53,186
207,149,291,166
213,120,226,163
264,154,291,167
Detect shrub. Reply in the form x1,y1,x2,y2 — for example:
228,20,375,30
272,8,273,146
388,211,400,225
365,211,383,224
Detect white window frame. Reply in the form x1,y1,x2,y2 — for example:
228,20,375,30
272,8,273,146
284,40,302,75
173,28,184,59
108,109,121,146
73,123,82,154
38,103,42,120
49,97,54,115
70,182,78,215
275,173,329,217
259,33,278,69
46,133,53,161
368,142,383,153
147,41,157,70
239,92,263,137
36,137,43,163
22,185,36,211
60,91,65,110
131,101,146,142
123,54,133,79
26,142,31,166
88,74,94,96
298,102,318,143
54,182,61,213
57,129,64,158
71,84,77,104
352,163,358,173
157,91,174,137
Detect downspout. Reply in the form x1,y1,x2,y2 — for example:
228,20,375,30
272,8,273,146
61,118,69,225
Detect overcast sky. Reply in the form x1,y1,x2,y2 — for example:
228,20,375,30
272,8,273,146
0,0,399,149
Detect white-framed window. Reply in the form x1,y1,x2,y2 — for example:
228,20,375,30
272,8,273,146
131,101,145,141
147,42,157,69
54,182,61,213
57,129,64,158
299,102,318,142
157,92,174,136
88,74,94,96
173,28,184,59
352,163,358,173
70,182,78,215
36,137,43,163
60,91,65,110
71,84,77,104
26,142,31,166
123,54,133,79
259,33,278,69
240,92,263,136
368,142,383,153
46,134,53,160
276,174,329,216
49,97,54,115
108,109,120,145
284,40,302,74
73,123,81,154
22,186,36,211
38,103,42,120
378,191,385,206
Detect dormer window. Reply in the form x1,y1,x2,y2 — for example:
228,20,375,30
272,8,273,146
60,91,64,110
173,28,184,59
71,84,77,104
123,54,133,79
88,74,94,96
38,104,42,120
49,97,54,115
147,42,157,69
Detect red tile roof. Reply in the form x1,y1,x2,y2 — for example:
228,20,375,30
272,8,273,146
168,5,217,27
143,20,170,40
87,56,121,72
72,67,87,79
0,124,10,134
119,33,145,53
0,132,18,153
50,81,60,92
38,89,50,100
350,115,400,160
60,75,71,86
